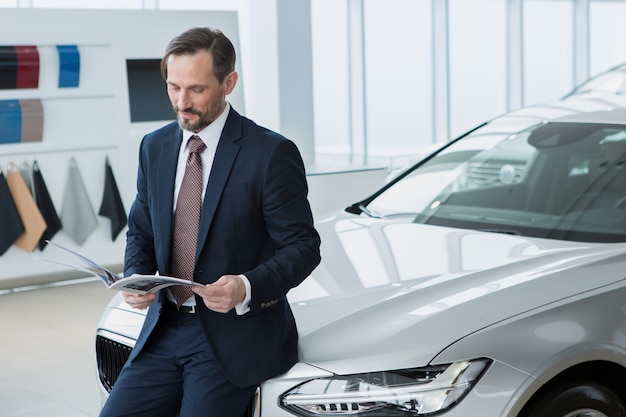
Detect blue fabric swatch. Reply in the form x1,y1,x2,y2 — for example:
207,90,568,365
0,100,21,144
57,45,80,88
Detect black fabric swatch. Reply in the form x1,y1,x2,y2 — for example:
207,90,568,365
32,161,63,250
0,171,24,255
99,157,127,241
0,46,17,90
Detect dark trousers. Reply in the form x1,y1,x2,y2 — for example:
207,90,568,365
99,307,256,417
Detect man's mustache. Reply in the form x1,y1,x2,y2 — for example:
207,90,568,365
174,106,201,116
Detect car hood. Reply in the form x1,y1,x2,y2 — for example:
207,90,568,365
288,212,626,374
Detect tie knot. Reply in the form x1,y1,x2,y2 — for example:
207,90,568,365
188,135,206,154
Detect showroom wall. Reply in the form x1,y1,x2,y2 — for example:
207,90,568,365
0,9,245,287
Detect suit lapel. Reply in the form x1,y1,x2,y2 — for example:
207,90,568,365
156,127,183,269
195,108,242,258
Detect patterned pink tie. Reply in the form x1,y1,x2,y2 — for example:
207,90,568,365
169,135,206,306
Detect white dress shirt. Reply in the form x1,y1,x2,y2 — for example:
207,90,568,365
167,103,251,314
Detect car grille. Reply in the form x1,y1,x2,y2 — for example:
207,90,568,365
95,334,258,417
95,334,133,393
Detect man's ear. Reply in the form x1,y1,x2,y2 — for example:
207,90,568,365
224,71,238,95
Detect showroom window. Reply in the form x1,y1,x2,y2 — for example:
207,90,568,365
448,0,507,140
589,0,626,75
523,0,575,106
3,0,626,169
310,0,626,167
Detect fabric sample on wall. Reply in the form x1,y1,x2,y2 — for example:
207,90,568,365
61,157,98,245
0,100,21,144
32,160,63,250
6,162,47,253
19,99,43,142
0,46,18,90
0,171,25,255
19,160,33,194
0,45,40,89
0,99,44,144
98,156,127,241
57,45,80,88
15,45,39,89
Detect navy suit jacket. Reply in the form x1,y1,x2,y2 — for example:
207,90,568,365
123,107,321,388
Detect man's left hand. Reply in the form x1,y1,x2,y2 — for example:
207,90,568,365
192,274,247,313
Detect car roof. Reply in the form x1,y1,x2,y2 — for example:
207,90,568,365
551,108,626,125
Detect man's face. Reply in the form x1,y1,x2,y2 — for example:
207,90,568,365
166,50,236,133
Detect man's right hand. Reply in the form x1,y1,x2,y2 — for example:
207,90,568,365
122,291,157,310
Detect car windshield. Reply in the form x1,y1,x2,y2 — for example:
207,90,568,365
366,120,626,243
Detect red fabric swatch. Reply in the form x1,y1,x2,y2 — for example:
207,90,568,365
15,45,39,89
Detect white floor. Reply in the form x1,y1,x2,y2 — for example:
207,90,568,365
0,279,114,417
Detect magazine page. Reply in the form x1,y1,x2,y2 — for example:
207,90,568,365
42,240,120,286
41,241,205,295
110,275,204,295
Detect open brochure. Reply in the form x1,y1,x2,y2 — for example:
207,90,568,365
42,241,204,295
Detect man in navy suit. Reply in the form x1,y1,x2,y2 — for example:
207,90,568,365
99,27,321,417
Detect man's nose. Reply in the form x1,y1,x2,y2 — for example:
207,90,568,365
176,90,191,111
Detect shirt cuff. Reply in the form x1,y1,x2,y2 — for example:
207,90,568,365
235,274,251,315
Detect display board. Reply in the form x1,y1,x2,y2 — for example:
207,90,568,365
0,9,243,287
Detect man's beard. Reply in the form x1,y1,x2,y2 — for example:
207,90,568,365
174,107,211,133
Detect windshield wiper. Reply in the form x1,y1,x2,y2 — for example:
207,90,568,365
477,228,521,235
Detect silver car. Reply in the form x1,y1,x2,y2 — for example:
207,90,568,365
96,90,626,416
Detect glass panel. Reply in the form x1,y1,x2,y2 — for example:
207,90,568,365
311,0,351,156
157,0,240,10
363,0,432,158
523,0,574,106
449,0,507,139
32,0,141,8
589,0,626,75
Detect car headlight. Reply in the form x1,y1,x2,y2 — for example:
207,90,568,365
280,358,491,416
